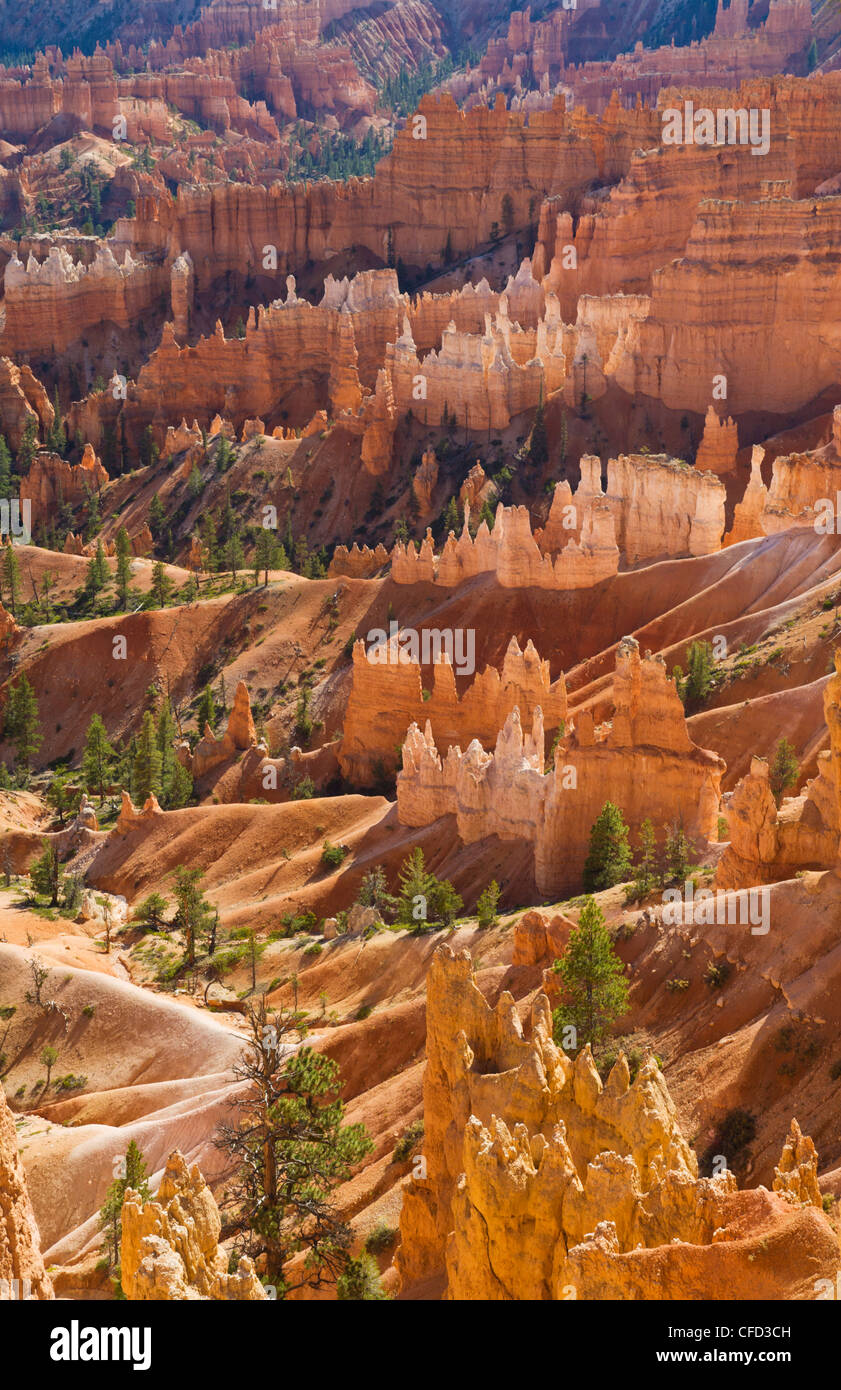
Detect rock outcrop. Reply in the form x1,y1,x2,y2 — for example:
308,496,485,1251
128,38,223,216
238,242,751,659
398,638,724,898
716,652,841,887
121,1151,266,1301
191,681,257,780
695,406,739,475
0,358,54,452
396,944,838,1299
20,445,108,529
0,1084,54,1299
340,634,566,786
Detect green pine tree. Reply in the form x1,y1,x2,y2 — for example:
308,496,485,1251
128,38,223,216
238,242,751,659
82,713,115,803
149,560,172,609
395,847,437,928
769,737,799,806
630,818,657,901
1,545,20,618
582,801,632,893
196,684,216,735
551,896,630,1050
4,673,41,772
99,1140,151,1276
133,710,162,804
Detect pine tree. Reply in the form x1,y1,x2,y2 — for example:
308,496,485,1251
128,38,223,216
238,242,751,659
172,864,212,966
630,818,657,901
133,710,162,804
442,495,460,535
582,801,632,893
476,879,500,927
149,560,172,609
82,713,115,803
769,737,799,806
255,528,277,585
215,1000,373,1288
1,545,20,618
196,684,216,734
200,513,218,574
4,673,41,772
395,847,437,927
115,525,131,609
0,437,12,498
148,492,165,541
16,417,37,475
664,821,690,884
94,538,108,587
225,532,244,581
337,1253,387,1300
682,640,715,711
551,896,630,1050
99,1140,151,1275
528,382,549,469
157,698,177,802
30,839,60,905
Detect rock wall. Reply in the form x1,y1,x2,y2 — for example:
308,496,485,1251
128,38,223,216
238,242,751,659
396,944,837,1299
1,244,167,358
397,637,725,898
0,359,54,454
0,1083,54,1299
339,634,567,785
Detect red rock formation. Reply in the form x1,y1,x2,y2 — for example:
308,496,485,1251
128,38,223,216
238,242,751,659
716,655,841,888
340,634,567,785
20,444,108,528
0,1083,54,1299
695,405,739,475
327,542,389,578
396,943,836,1299
0,358,54,452
397,637,724,898
1,243,167,357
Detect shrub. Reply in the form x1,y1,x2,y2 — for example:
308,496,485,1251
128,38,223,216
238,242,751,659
666,977,690,992
321,841,347,869
82,1004,96,1018
704,961,732,989
476,879,500,928
55,1073,87,1091
364,1221,397,1255
393,1119,424,1163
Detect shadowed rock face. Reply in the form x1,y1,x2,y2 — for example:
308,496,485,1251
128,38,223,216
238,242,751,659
396,944,839,1301
0,1084,54,1300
